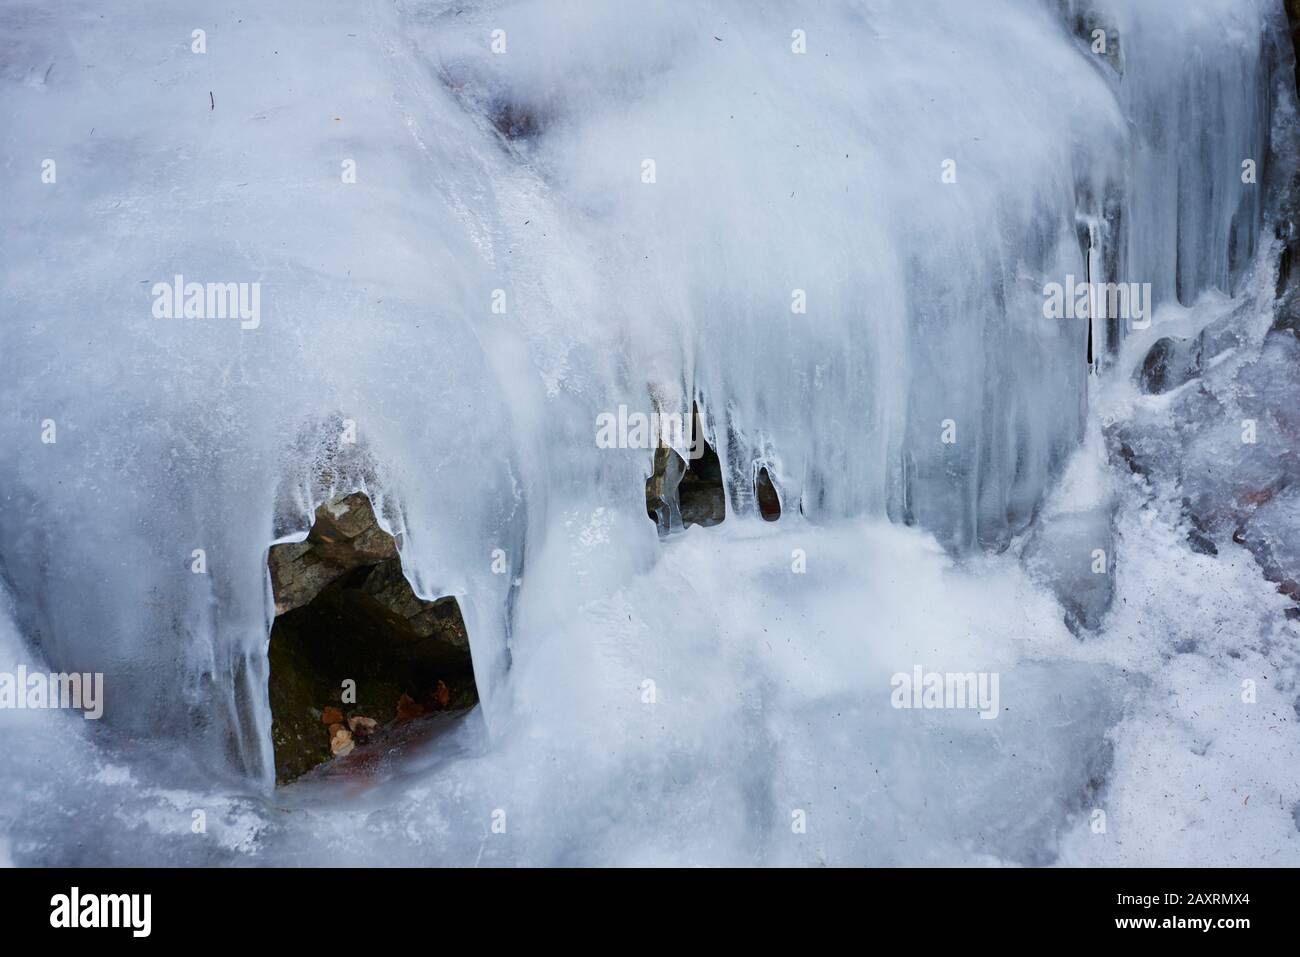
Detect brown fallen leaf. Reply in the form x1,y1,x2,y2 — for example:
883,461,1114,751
330,728,355,756
434,680,450,710
321,705,344,725
348,715,379,738
396,693,424,722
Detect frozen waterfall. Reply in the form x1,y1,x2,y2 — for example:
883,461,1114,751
0,0,1295,866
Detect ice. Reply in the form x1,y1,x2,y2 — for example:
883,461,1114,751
1,0,1298,865
0,523,1132,866
1021,410,1118,634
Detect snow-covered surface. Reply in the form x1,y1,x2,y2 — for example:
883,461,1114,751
1,0,1297,865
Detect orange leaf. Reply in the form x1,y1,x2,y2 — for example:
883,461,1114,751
396,693,424,722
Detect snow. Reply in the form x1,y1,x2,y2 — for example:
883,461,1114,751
1,0,1297,865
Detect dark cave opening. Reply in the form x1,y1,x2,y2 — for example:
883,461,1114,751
646,403,726,533
755,466,781,521
266,493,476,783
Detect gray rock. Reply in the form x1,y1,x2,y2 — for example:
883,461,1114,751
1137,336,1202,394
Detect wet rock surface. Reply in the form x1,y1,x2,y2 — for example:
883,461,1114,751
1137,336,1200,394
1109,330,1300,615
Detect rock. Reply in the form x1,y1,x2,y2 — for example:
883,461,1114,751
1117,330,1300,619
646,444,686,533
269,493,398,617
330,728,355,757
1137,336,1201,395
1235,484,1300,606
678,449,726,527
267,491,477,784
644,404,725,533
347,715,378,738
356,561,469,648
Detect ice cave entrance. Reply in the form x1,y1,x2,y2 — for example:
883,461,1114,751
266,493,475,783
645,404,726,533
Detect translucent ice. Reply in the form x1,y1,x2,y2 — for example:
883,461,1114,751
0,0,1295,865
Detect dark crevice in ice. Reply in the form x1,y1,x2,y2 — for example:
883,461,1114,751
645,403,725,535
755,466,781,522
266,492,476,784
